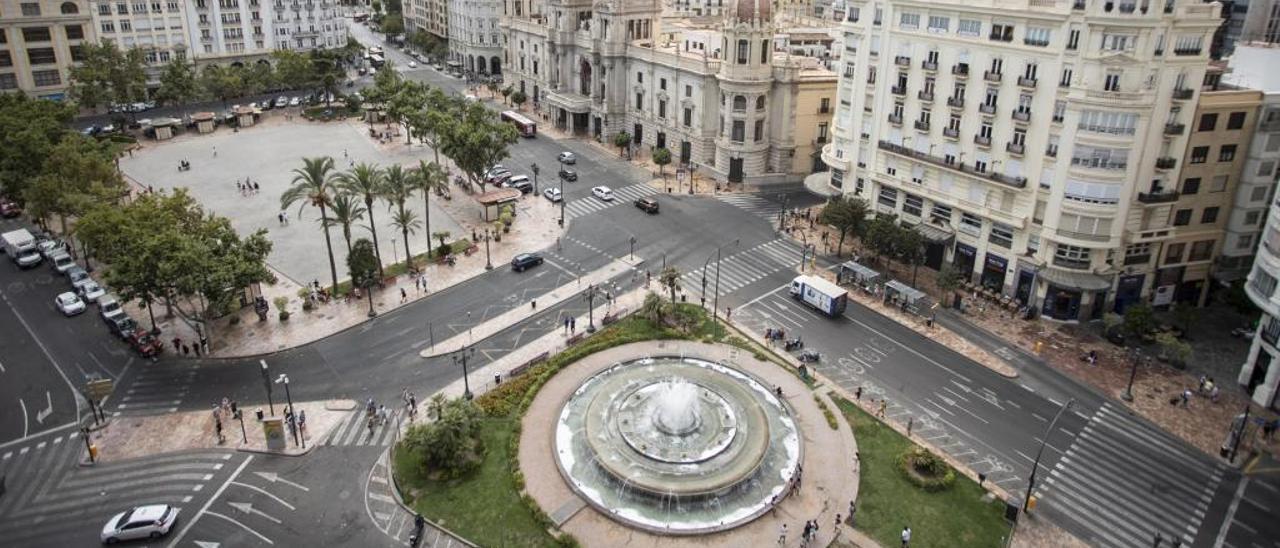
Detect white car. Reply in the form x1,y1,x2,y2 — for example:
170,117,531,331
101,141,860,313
543,187,563,202
79,280,107,303
592,186,614,201
55,292,86,316
408,61,418,68
557,151,577,164
289,96,302,107
39,239,68,259
50,251,76,274
100,504,180,544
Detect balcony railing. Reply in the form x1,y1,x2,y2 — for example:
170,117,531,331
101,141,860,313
1012,109,1030,122
984,70,1002,83
1164,123,1186,135
888,113,903,125
1024,38,1050,47
952,64,969,77
1174,48,1202,56
914,120,931,131
891,85,907,96
979,103,996,115
1171,88,1194,100
895,55,911,66
1007,142,1025,155
918,90,934,101
1017,76,1038,88
878,140,1027,189
922,60,938,71
975,135,992,147
1053,255,1092,270
943,127,959,139
1155,157,1177,169
947,96,964,108
1137,190,1180,204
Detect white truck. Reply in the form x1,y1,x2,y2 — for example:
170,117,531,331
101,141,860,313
789,275,849,317
2,228,42,268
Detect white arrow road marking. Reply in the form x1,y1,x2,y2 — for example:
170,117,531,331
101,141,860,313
0,358,6,373
229,502,282,524
204,511,273,545
230,482,295,510
19,398,28,438
194,542,220,548
36,391,53,423
253,471,311,492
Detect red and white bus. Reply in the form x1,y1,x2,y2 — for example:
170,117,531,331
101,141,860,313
500,110,537,137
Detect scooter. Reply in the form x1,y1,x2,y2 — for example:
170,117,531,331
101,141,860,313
784,337,804,351
798,350,820,363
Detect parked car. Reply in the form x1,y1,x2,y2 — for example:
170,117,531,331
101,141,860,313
592,186,615,201
505,175,533,193
38,239,67,259
275,96,289,108
67,266,92,291
98,295,125,323
408,61,418,68
511,253,544,272
55,292,86,316
49,251,76,274
79,280,107,303
106,315,138,339
127,330,163,358
490,172,514,187
100,504,180,544
557,151,577,164
485,169,513,185
0,198,21,218
289,96,302,107
558,168,578,182
543,188,563,202
635,197,659,214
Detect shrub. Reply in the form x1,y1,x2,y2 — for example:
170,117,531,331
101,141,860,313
278,310,290,321
302,300,315,312
814,395,838,430
401,397,485,478
897,447,956,492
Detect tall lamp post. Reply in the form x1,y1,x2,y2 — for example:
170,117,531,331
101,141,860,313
530,163,540,193
558,173,566,227
483,228,493,270
260,360,275,416
700,239,740,308
1024,398,1074,516
275,373,302,448
452,347,476,400
584,284,600,333
1122,347,1143,402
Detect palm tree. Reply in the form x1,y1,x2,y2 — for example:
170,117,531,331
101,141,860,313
640,292,667,325
660,266,681,304
282,156,341,294
336,163,388,277
383,164,418,268
413,160,448,243
325,192,367,256
431,230,451,256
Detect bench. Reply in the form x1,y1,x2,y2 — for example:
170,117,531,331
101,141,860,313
508,351,550,378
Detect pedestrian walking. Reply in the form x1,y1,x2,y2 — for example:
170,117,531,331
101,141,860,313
367,416,376,438
215,418,224,443
172,336,181,351
409,393,417,417
778,523,787,546
402,389,411,407
400,287,408,303
725,306,732,321
855,386,863,400
878,399,888,418
901,526,912,547
282,210,289,225
378,404,389,425
1181,389,1192,408
236,181,243,193
907,418,914,436
252,181,260,193
193,343,201,357
834,514,842,540
182,344,190,356
278,212,285,224
213,146,217,157
532,300,537,311
298,409,307,436
570,317,576,333
564,317,571,333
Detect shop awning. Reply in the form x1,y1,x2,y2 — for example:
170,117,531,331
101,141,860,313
913,222,954,244
1038,266,1112,291
885,280,928,304
545,91,592,113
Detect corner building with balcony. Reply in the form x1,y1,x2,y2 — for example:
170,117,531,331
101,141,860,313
184,0,345,65
500,0,836,184
820,0,1220,321
0,0,93,98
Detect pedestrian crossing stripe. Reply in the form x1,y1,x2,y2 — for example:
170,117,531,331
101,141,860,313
563,184,658,219
678,239,803,298
323,408,403,447
715,194,785,220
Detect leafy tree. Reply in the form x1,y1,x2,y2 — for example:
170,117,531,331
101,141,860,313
382,165,417,265
371,0,382,13
245,62,276,96
24,134,126,237
413,160,448,244
819,196,869,257
154,59,200,106
865,215,900,265
272,50,316,90
660,266,681,303
387,81,425,144
510,90,528,108
0,94,75,200
652,147,672,178
439,101,518,192
200,64,246,106
1123,302,1156,339
281,157,341,294
401,397,482,477
347,237,380,316
613,131,632,158
68,42,146,110
936,264,966,306
500,85,513,105
640,292,668,325
896,228,926,285
336,163,388,276
325,192,367,256
432,230,451,257
1156,332,1193,367
409,87,455,166
381,15,404,38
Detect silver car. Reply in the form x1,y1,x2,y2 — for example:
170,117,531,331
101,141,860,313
55,292,86,316
79,280,107,303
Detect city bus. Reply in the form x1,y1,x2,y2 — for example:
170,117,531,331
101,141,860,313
369,54,385,69
500,110,537,137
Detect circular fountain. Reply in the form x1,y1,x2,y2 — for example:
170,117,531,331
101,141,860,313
554,356,800,534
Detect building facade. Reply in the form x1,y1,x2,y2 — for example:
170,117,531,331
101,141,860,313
446,0,500,73
0,0,94,99
89,0,192,88
501,0,836,184
1218,46,1280,285
820,0,1220,321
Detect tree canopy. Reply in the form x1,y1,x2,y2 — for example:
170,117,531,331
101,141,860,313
68,42,147,109
440,102,519,192
0,94,75,200
154,59,201,106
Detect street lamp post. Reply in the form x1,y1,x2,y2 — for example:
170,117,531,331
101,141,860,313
1122,347,1142,402
1024,398,1074,516
452,347,476,400
530,163,540,193
700,240,739,309
260,360,275,416
483,229,493,270
276,373,302,448
629,236,636,260
558,174,566,227
584,284,599,333
712,239,739,329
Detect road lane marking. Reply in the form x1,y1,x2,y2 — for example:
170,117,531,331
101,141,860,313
204,510,273,544
230,481,296,511
167,455,253,548
36,391,52,423
19,398,28,438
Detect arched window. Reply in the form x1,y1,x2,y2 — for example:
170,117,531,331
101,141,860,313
733,95,746,111
736,39,749,64
756,96,765,110
761,40,769,63
60,2,78,14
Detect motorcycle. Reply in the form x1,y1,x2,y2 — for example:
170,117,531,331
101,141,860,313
784,337,804,351
798,350,820,363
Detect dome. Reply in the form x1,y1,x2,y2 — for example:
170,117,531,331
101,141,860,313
732,0,771,23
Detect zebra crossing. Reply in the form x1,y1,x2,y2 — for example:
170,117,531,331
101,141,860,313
1037,402,1225,548
716,193,786,221
679,238,804,299
562,184,658,220
0,430,235,545
112,362,200,417
320,407,404,447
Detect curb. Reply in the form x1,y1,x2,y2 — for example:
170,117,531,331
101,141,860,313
382,445,480,548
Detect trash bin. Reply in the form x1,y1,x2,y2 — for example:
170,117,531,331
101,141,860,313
255,408,265,421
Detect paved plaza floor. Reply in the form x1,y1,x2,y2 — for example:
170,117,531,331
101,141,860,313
119,116,464,286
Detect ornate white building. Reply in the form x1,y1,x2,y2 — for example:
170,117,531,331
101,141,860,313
447,0,502,73
181,0,344,64
820,0,1220,321
501,0,837,184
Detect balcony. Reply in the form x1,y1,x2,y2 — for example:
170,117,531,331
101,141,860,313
947,96,964,108
984,70,1002,83
918,90,934,101
979,103,996,115
888,113,903,125
952,64,969,77
1155,157,1177,169
1017,76,1037,88
1024,38,1050,47
1163,123,1186,135
1137,190,1180,204
914,120,931,131
1007,142,1025,155
1174,48,1202,56
989,32,1013,43
878,140,1027,189
895,55,911,67
1171,88,1194,100
922,60,938,71
1052,255,1093,270
891,85,907,96
943,127,959,139
975,135,992,147
1012,109,1031,122
1046,146,1058,158
1073,0,1086,8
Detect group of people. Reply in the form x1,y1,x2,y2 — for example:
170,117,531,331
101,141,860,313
236,178,260,195
170,335,208,357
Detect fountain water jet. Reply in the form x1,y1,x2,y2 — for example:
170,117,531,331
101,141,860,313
654,380,701,436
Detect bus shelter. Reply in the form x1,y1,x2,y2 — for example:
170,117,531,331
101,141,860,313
884,280,931,315
838,261,884,292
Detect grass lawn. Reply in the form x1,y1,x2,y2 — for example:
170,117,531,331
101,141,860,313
393,418,557,548
832,395,1010,548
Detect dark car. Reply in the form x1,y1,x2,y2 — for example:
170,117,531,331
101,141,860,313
511,253,544,272
558,168,578,182
0,198,20,218
506,175,534,193
635,197,659,214
107,315,139,339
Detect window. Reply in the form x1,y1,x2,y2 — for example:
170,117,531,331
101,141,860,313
1054,244,1092,269
1227,111,1247,130
731,120,744,142
1060,65,1073,87
1198,113,1218,132
900,12,920,29
1164,242,1185,264
1238,234,1256,250
1182,177,1200,194
32,69,61,86
756,96,765,110
1252,268,1279,298
1173,209,1192,226
1102,33,1135,51
1071,145,1129,170
0,73,16,90
1219,144,1237,162
1189,146,1208,164
635,93,643,109
683,108,692,127
1125,243,1152,265
990,23,1014,41
927,16,948,32
879,187,899,208
1202,207,1219,223
1067,28,1080,50
820,97,831,114
733,95,746,111
1053,100,1067,123
20,2,41,15
736,39,749,64
1189,240,1214,261
685,84,692,97
1103,72,1121,91
958,19,981,36
1025,26,1051,46
659,78,666,91
1259,161,1277,178
26,48,56,65
1252,185,1270,202
1078,110,1137,135
930,204,952,225
1246,211,1263,226
658,100,666,119
101,21,116,33
65,24,84,40
22,27,52,42
959,212,982,235
903,194,924,216
754,120,764,142
990,223,1014,248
